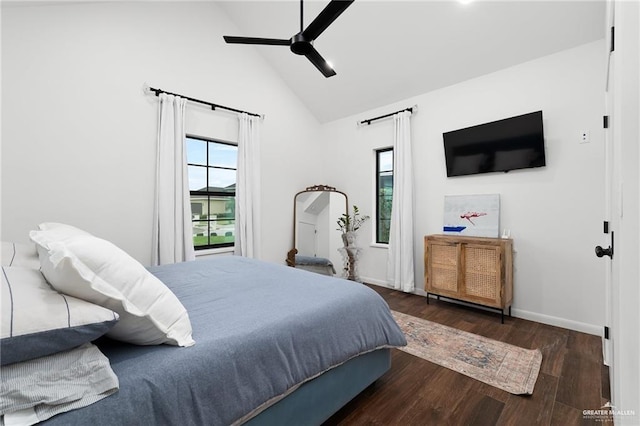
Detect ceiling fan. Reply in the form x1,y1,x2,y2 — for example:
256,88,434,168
223,0,354,78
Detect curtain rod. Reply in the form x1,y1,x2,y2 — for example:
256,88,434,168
358,105,417,126
145,85,262,118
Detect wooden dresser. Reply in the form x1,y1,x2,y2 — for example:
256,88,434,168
424,234,513,322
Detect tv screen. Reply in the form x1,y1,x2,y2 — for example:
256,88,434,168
443,111,546,177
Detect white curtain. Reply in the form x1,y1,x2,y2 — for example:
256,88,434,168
151,94,195,266
387,110,415,292
234,113,261,258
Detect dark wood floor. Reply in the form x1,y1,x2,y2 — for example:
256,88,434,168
324,285,611,426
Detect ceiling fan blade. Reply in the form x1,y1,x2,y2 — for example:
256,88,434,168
223,36,291,46
304,46,336,78
302,0,354,41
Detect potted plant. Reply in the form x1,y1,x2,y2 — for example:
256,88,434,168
336,205,370,247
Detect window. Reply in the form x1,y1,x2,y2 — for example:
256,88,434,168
376,148,393,244
186,136,237,250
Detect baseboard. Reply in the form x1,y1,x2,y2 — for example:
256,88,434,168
512,308,602,336
361,277,430,294
361,276,392,288
362,277,602,337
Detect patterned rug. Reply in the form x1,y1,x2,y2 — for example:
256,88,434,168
392,310,542,395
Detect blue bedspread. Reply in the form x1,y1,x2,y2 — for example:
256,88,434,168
43,257,406,425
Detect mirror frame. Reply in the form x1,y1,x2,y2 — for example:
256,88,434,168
286,184,349,267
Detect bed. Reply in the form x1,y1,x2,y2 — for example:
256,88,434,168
2,232,406,426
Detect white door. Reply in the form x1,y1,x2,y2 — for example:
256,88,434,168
599,0,615,367
602,0,640,417
297,221,317,257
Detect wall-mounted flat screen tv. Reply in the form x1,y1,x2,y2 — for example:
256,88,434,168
443,111,546,177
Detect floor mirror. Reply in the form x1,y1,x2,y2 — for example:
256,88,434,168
286,185,348,276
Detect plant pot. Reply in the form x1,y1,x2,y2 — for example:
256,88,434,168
342,231,357,247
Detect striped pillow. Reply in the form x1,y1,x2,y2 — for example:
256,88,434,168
0,266,119,366
1,241,40,269
1,343,119,424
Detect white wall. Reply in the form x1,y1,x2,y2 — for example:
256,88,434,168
320,40,606,334
1,2,610,334
1,2,323,265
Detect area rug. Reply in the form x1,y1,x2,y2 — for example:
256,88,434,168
391,310,542,395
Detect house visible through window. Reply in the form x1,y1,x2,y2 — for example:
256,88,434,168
376,148,393,244
186,136,237,250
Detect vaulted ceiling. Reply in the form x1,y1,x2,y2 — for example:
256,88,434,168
218,1,606,123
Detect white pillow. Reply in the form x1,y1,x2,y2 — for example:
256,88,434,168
30,229,195,347
36,222,92,239
1,266,119,365
1,241,40,268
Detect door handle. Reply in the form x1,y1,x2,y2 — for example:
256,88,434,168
595,245,613,258
595,231,614,259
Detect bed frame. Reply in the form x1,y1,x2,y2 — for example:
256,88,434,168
245,349,390,425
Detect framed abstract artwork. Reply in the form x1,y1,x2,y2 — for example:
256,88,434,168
443,194,500,238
